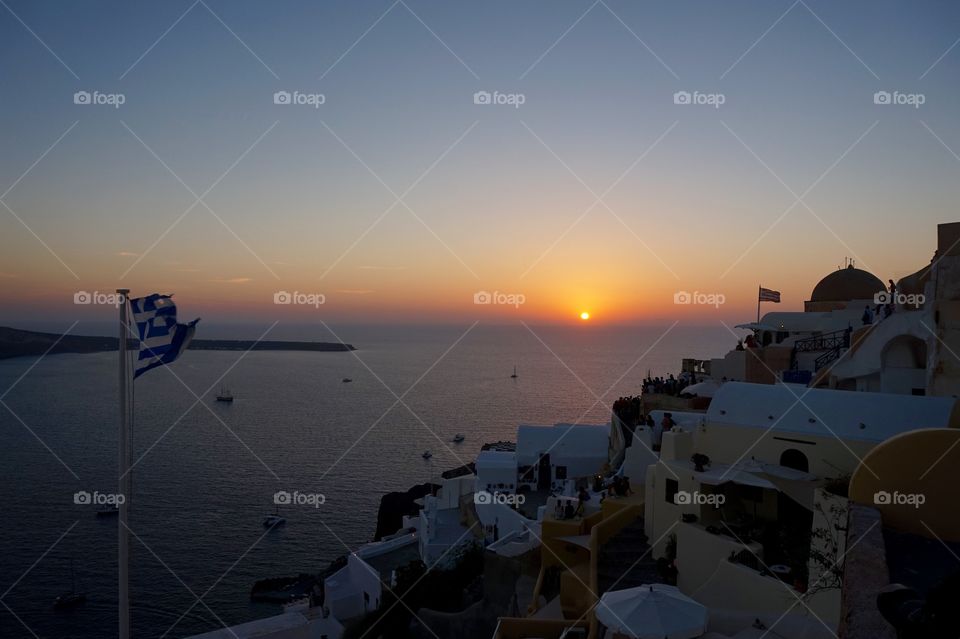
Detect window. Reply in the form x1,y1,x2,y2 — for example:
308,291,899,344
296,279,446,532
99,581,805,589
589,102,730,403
665,479,679,504
555,466,568,480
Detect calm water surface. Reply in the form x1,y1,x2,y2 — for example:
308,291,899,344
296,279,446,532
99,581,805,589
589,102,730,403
0,323,730,638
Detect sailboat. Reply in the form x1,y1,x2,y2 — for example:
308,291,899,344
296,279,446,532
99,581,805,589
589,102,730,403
95,504,119,518
510,365,518,378
215,384,234,403
263,503,286,528
53,559,86,609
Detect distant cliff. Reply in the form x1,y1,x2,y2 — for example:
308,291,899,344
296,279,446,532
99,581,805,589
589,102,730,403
0,326,355,359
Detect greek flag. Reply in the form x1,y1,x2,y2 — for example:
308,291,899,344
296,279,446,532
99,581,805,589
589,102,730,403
129,294,199,378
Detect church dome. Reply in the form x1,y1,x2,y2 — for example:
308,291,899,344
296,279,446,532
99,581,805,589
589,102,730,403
810,264,885,303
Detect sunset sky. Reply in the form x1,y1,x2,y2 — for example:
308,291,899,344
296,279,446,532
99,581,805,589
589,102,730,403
1,1,959,326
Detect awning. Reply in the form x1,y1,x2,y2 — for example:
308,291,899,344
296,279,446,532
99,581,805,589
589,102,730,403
696,466,776,490
696,460,819,510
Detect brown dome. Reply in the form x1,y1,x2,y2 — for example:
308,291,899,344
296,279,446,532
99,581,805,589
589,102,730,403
810,265,885,303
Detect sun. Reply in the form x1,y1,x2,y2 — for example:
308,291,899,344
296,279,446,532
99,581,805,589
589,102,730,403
580,311,590,321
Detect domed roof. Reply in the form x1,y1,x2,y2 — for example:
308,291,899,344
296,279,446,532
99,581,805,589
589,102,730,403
810,265,885,303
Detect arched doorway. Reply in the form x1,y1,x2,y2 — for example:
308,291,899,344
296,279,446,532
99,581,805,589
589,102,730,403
780,449,809,473
775,448,814,576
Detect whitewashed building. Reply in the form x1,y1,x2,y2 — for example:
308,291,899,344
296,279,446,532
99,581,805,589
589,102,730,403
516,423,609,492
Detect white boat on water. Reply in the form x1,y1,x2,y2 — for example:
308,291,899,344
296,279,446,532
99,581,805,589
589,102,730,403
263,505,286,528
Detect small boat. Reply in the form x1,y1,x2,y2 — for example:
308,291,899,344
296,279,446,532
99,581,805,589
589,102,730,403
263,504,286,528
95,505,119,518
422,450,432,459
453,434,465,443
216,384,233,402
510,365,518,379
53,591,86,609
53,559,86,609
342,378,352,383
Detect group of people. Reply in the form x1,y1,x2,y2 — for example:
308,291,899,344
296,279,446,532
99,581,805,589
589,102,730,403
554,476,635,520
642,374,700,397
617,411,678,452
612,395,643,424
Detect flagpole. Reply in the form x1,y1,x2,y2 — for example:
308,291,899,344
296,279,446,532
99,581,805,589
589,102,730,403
117,288,131,639
757,285,761,324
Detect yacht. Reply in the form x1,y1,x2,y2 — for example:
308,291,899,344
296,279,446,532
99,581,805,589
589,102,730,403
215,385,234,402
53,560,86,609
453,434,465,443
263,505,286,528
422,450,432,460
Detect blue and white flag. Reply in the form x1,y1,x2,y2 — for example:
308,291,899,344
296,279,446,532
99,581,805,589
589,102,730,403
129,294,199,378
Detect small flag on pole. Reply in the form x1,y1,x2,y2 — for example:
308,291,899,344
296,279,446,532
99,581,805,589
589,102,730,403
758,287,781,303
129,294,199,378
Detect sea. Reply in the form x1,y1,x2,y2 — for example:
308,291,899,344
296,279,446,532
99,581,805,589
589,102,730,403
0,323,730,638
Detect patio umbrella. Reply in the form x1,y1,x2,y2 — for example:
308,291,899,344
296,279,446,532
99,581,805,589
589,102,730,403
682,380,720,398
596,584,708,639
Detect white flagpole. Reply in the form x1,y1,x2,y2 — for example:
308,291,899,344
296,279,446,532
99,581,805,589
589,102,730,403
117,288,131,639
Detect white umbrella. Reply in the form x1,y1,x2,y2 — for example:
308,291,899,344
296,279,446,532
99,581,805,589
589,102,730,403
683,380,720,398
597,584,708,639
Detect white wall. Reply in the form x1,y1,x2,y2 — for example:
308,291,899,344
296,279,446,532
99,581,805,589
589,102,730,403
324,555,382,621
476,465,517,494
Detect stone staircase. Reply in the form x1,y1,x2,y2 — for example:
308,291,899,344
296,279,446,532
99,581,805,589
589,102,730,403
596,518,660,594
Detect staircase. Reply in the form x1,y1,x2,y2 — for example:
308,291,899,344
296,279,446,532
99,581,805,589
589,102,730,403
596,518,660,594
